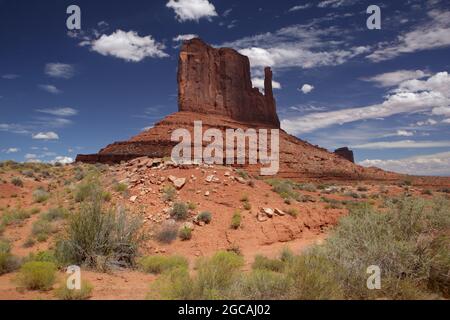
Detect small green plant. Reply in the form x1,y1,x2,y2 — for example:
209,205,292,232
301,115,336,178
114,182,128,193
138,255,188,274
17,261,56,291
243,201,252,210
32,220,54,241
33,188,50,203
1,208,31,226
41,207,68,222
296,183,317,192
266,179,300,201
197,211,212,224
170,202,188,220
231,212,242,230
23,238,36,248
162,185,177,202
422,189,433,196
74,180,100,202
179,226,193,241
11,177,23,187
235,169,249,179
55,280,93,300
252,255,285,272
286,208,299,217
187,202,197,210
0,239,21,275
240,195,249,202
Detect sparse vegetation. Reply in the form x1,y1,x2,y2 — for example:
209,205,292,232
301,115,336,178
31,219,54,242
156,222,179,244
41,207,68,222
33,188,50,203
252,255,285,272
266,179,300,201
197,211,212,224
179,226,193,241
11,177,23,187
55,280,93,300
230,211,242,230
1,208,31,226
162,185,177,202
17,261,56,291
0,239,21,275
139,255,188,274
286,208,299,217
170,202,188,220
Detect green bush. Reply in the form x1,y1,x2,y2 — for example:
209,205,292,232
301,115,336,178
266,179,300,201
296,183,317,192
33,188,50,203
138,255,188,274
162,185,177,202
243,201,252,210
31,219,54,241
74,181,100,202
197,211,212,224
55,280,93,300
0,239,21,275
230,212,242,230
1,208,31,226
286,208,299,217
11,177,23,187
41,207,68,221
179,226,192,241
17,261,56,291
170,202,188,220
114,183,128,193
55,197,143,270
252,255,285,272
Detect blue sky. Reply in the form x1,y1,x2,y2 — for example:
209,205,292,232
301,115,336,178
1,0,450,176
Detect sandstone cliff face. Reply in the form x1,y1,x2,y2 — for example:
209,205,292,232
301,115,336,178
178,38,280,128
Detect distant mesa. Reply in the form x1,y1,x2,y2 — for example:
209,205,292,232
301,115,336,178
76,38,401,181
334,147,355,163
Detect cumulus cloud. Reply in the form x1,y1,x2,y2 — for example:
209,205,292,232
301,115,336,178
45,63,75,79
281,71,450,135
173,34,198,42
416,118,438,126
87,30,168,62
50,156,73,165
300,84,314,94
38,84,62,94
4,148,19,154
396,130,414,137
36,107,78,117
363,70,430,87
367,10,450,62
167,0,218,22
360,151,450,176
32,132,59,140
251,78,281,91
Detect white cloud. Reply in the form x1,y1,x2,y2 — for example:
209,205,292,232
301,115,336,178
363,70,430,87
166,0,218,22
2,74,20,80
416,118,438,126
367,10,450,62
317,0,357,8
45,63,75,79
32,132,59,140
25,153,38,160
396,130,414,137
50,156,73,165
0,123,29,134
221,24,370,71
353,140,450,149
300,84,314,94
360,152,450,176
281,71,450,135
173,34,198,42
443,118,450,124
36,107,78,117
288,4,312,12
38,84,62,94
4,148,19,154
251,78,281,91
87,30,168,62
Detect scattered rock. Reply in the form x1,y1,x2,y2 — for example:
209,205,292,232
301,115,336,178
129,196,138,203
274,208,286,216
173,178,186,190
257,212,268,222
224,171,231,177
261,208,274,218
204,191,210,197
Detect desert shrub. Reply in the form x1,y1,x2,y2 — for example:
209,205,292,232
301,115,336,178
422,189,433,196
1,208,31,226
187,202,197,210
240,195,249,202
21,170,34,178
252,255,285,272
138,255,188,274
23,238,35,248
243,201,252,210
170,202,188,221
11,177,23,187
17,261,56,291
41,207,68,221
33,188,50,203
284,249,344,300
74,168,85,181
179,226,192,241
230,212,242,230
321,197,343,209
55,280,93,300
55,197,143,270
197,211,212,224
428,235,450,297
148,267,193,300
30,208,41,215
162,185,176,202
439,188,450,194
296,183,317,192
266,179,300,201
286,208,299,217
114,182,128,193
228,270,291,300
156,222,179,244
357,185,369,192
74,180,100,202
102,191,112,202
280,247,294,263
31,220,54,241
0,239,21,275
235,169,249,179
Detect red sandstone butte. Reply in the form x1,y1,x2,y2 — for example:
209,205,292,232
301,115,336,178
76,38,413,182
